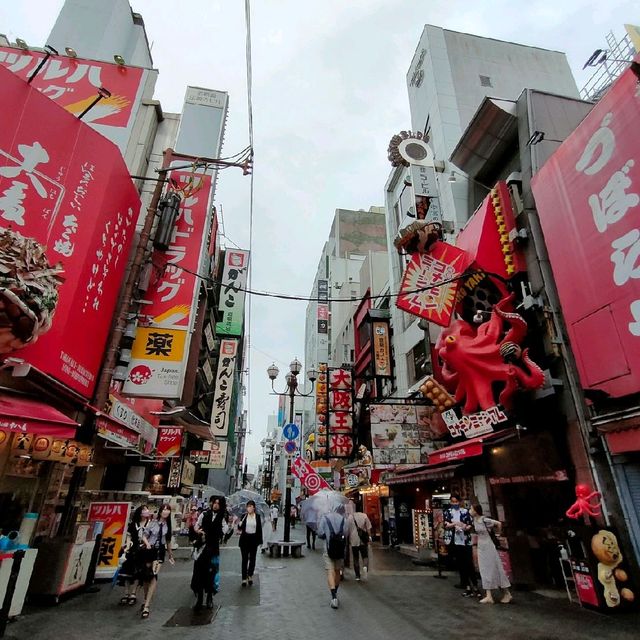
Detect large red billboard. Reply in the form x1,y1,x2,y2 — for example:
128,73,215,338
0,66,141,397
0,46,147,151
531,58,640,398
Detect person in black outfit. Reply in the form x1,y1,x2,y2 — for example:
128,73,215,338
191,496,228,610
237,500,263,586
118,505,151,606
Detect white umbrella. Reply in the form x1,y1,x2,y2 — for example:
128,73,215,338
299,490,349,531
227,489,269,520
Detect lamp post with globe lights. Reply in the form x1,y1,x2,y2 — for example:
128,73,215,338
267,359,317,543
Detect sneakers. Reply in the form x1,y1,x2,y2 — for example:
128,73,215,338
330,597,339,609
248,576,253,586
241,579,248,587
355,576,361,581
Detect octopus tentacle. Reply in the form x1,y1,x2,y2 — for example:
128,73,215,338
495,294,528,346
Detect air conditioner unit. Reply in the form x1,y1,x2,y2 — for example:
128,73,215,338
113,365,129,381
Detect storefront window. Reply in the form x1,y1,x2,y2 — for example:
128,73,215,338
407,339,430,385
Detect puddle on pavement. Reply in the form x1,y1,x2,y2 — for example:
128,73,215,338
163,605,219,627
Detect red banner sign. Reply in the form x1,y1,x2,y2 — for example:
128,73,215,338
396,241,472,327
291,457,331,495
156,426,182,458
0,67,140,396
0,46,145,142
531,59,640,397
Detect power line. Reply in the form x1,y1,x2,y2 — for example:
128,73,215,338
177,264,507,303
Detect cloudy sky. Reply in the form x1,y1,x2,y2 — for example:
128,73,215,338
2,0,637,470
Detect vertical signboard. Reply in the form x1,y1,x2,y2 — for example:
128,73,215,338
216,249,250,335
531,60,640,398
0,67,141,397
123,170,213,398
410,164,442,224
327,367,355,458
156,426,183,458
209,339,238,438
88,502,131,578
315,363,328,458
372,320,392,377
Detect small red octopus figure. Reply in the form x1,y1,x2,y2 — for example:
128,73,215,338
566,484,602,520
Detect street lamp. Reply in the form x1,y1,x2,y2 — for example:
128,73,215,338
267,359,317,543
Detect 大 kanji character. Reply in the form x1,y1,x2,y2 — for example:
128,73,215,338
0,141,49,198
575,112,615,176
611,229,640,286
590,160,639,232
329,368,351,389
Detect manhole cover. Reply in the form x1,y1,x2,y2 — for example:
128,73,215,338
163,604,220,627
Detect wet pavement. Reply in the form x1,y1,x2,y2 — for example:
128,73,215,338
6,524,638,640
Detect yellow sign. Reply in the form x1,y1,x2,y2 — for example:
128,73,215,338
625,24,640,53
130,327,186,362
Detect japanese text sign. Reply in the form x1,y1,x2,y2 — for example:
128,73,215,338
0,67,140,396
216,249,250,336
0,46,148,154
88,501,131,578
396,241,472,328
156,427,182,458
201,441,228,469
210,339,239,438
372,320,392,377
326,368,354,458
531,59,640,397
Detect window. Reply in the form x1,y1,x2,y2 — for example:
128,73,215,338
479,75,492,87
406,339,430,385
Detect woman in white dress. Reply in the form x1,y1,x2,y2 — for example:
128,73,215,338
470,503,512,604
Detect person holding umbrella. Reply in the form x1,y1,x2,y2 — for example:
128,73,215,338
237,500,263,586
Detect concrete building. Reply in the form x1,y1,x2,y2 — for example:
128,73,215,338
385,26,581,398
303,207,387,448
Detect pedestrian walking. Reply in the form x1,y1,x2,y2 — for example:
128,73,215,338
470,503,512,604
191,496,229,610
306,523,317,550
444,494,480,597
139,504,175,619
182,504,200,543
347,506,372,581
317,504,349,610
270,503,279,532
118,504,151,606
237,500,263,586
290,504,298,528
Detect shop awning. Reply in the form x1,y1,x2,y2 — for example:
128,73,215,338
596,413,640,454
0,395,79,438
428,429,516,466
386,463,461,485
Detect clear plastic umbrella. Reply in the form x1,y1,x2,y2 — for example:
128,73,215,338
226,489,270,520
299,489,349,531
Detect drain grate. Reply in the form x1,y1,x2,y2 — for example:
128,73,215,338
163,605,219,627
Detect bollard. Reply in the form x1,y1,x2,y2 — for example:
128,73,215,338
0,549,25,638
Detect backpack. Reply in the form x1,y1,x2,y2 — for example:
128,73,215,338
325,516,346,560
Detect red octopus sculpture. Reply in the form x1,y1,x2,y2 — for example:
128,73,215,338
566,484,602,520
436,293,546,414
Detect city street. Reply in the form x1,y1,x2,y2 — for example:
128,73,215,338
8,528,639,640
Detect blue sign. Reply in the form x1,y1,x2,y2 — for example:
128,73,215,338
283,423,299,441
284,440,297,454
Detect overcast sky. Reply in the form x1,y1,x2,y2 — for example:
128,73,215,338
1,0,637,471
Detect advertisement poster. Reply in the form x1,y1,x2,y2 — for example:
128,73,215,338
396,241,472,327
123,170,213,398
0,66,141,397
156,426,182,458
215,249,250,336
0,46,148,153
88,502,131,578
372,320,392,377
201,440,228,469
